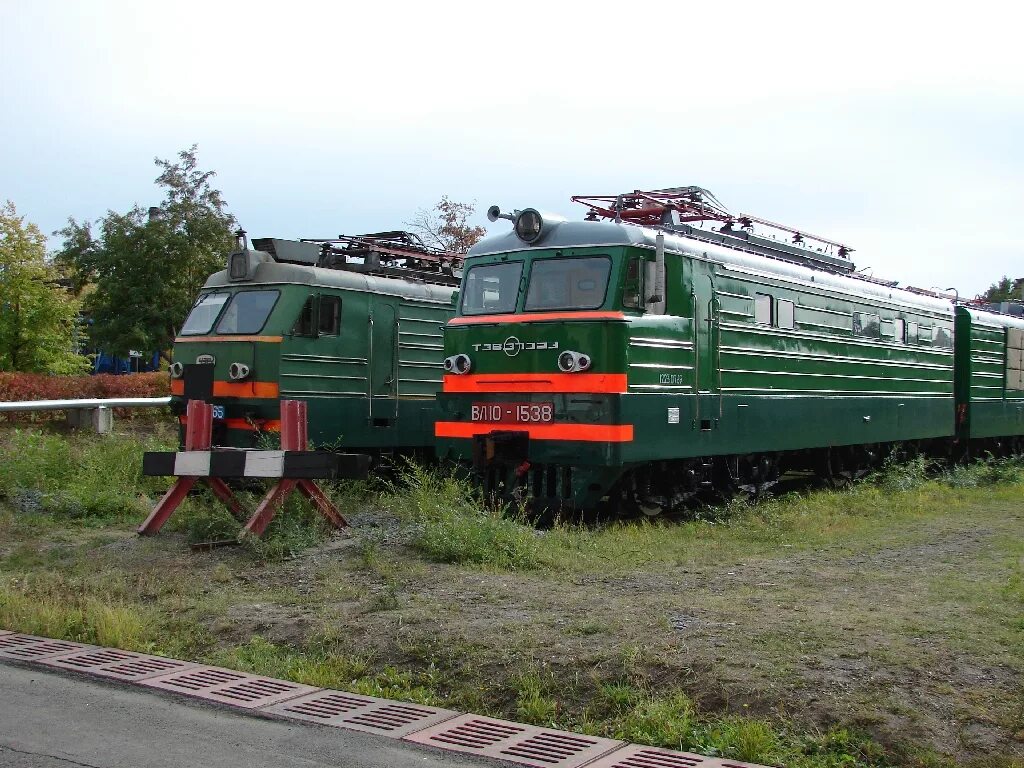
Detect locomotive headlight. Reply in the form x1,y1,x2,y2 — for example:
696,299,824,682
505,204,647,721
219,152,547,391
514,209,544,243
228,362,251,381
557,350,591,373
170,362,184,378
444,354,472,374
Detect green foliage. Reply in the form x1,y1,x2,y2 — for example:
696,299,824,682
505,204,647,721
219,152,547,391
704,716,782,763
0,428,170,520
942,455,1024,488
54,146,236,356
514,669,559,726
874,454,934,493
385,461,542,570
0,202,88,374
613,691,700,750
0,582,154,650
979,275,1022,303
215,636,441,705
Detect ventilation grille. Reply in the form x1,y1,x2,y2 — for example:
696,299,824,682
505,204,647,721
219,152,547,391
44,647,198,681
583,745,766,768
266,690,457,738
0,634,90,660
142,666,317,709
404,715,623,767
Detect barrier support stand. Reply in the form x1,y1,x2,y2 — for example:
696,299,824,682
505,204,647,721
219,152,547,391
138,400,246,535
243,400,348,536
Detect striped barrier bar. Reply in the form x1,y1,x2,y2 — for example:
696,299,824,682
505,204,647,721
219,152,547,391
141,450,368,480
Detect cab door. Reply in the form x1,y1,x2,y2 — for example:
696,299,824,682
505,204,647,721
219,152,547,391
688,261,720,430
368,301,398,424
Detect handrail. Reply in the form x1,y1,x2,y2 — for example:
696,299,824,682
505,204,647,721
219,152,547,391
0,397,171,413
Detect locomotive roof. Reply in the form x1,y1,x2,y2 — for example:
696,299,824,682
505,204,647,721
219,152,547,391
201,257,456,304
958,303,1024,331
468,219,956,316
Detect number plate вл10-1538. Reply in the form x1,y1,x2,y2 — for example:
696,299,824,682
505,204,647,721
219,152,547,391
470,402,553,424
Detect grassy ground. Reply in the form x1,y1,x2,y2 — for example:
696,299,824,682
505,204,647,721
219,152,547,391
0,422,1022,768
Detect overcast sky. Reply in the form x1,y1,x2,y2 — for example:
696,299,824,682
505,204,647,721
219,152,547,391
2,0,1022,298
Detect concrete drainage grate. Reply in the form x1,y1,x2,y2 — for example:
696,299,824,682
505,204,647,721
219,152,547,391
0,634,91,660
42,648,197,681
265,690,458,738
582,745,766,768
141,666,318,709
404,714,623,768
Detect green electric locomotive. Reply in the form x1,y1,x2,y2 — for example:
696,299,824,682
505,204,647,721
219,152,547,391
169,231,461,452
435,187,1024,513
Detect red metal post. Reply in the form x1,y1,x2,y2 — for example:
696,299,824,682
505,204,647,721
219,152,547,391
296,401,308,450
138,476,198,535
144,398,346,539
298,479,348,529
242,399,346,537
243,479,297,537
207,477,248,521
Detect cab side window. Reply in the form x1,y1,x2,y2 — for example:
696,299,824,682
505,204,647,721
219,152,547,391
754,293,772,325
293,297,315,336
319,296,341,335
622,258,643,310
776,299,795,330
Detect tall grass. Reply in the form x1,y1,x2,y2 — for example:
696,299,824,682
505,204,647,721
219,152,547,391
0,427,173,521
0,584,154,650
384,461,543,570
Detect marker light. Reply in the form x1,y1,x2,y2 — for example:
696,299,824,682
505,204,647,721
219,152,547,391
557,350,592,373
170,362,184,378
514,209,543,243
444,354,473,374
228,362,251,381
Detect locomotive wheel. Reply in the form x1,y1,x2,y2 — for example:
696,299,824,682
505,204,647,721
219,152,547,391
817,447,855,488
618,461,705,518
716,454,779,500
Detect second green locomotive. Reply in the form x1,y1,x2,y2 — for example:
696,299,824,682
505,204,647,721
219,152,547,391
170,232,460,453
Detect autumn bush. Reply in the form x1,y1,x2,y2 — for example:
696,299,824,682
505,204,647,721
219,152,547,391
0,372,169,421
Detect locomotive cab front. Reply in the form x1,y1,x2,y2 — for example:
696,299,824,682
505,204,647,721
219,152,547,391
436,212,689,511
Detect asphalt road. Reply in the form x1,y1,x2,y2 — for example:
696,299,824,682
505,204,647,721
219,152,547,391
0,662,495,768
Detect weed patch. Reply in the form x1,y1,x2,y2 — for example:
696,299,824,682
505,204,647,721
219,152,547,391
0,427,172,521
385,462,543,570
0,582,155,650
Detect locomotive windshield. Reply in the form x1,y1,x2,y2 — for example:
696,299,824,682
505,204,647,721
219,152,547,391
524,256,610,312
460,262,522,315
180,292,230,335
215,290,280,334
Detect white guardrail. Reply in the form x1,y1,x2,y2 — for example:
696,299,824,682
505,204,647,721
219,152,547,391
0,397,172,432
0,397,172,412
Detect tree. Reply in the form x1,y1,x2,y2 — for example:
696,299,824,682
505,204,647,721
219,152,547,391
979,276,1023,303
406,196,486,253
55,145,236,359
0,202,88,374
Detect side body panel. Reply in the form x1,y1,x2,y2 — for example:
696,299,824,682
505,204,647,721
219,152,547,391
954,306,1024,439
